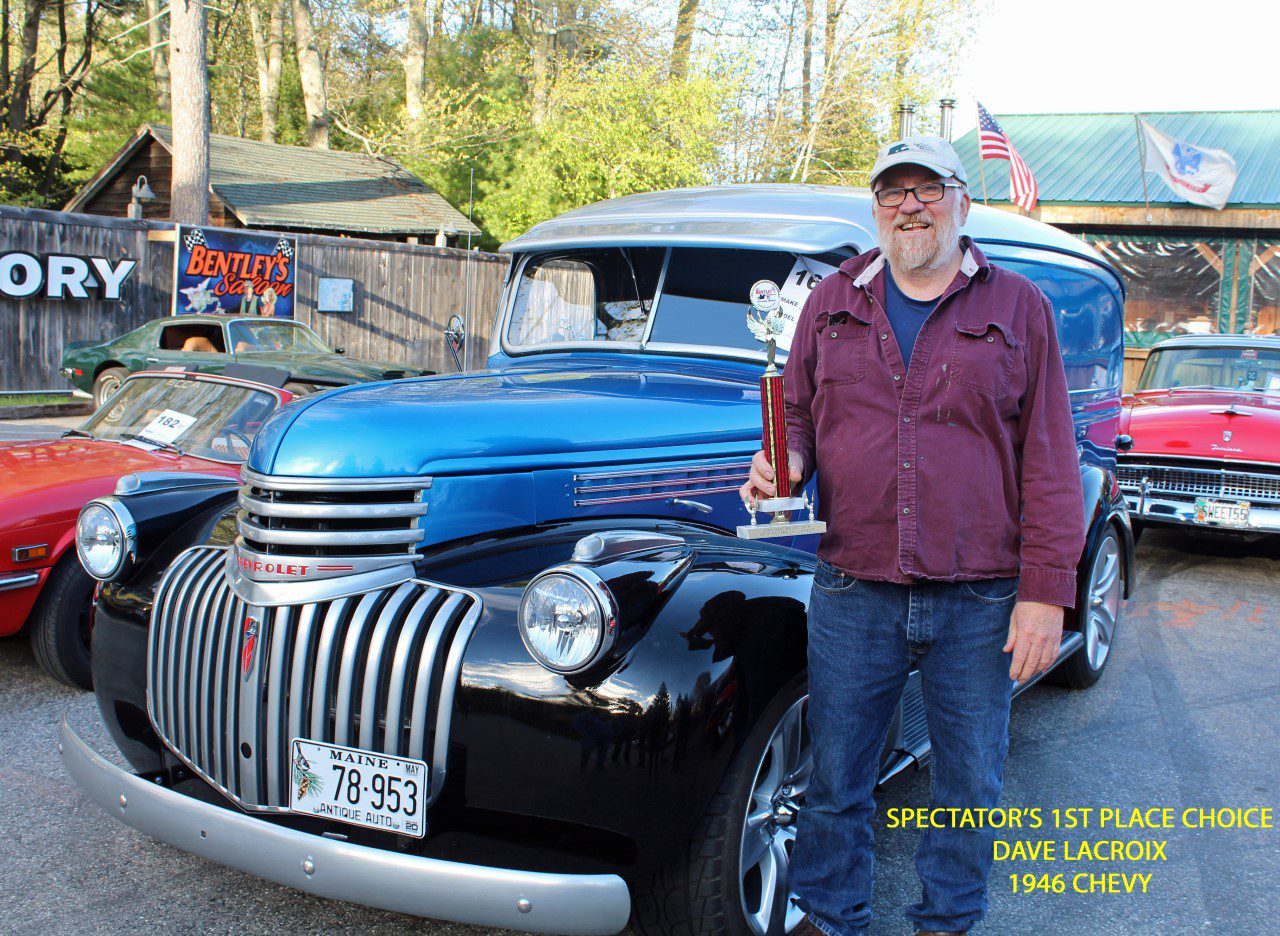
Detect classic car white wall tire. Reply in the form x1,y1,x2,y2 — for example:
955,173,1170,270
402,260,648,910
1050,524,1124,689
29,555,95,690
633,674,810,936
92,367,129,409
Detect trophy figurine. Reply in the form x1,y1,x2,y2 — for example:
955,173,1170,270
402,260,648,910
737,280,826,540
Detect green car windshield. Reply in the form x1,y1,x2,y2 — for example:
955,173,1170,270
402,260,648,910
1138,346,1280,393
229,321,331,353
81,375,280,462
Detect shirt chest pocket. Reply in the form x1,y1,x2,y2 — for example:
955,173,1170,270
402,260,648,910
950,321,1018,398
815,314,870,388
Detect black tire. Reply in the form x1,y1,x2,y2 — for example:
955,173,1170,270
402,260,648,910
633,673,809,936
93,366,129,409
1050,524,1123,690
29,555,96,690
1130,520,1145,545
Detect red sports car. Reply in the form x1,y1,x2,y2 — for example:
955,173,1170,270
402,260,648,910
0,370,290,687
1118,334,1280,538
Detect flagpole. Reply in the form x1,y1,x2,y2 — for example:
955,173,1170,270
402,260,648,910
979,155,989,205
1134,114,1152,223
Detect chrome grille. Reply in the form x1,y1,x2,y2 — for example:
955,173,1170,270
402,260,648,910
1117,462,1280,504
148,546,481,813
574,461,751,507
238,468,430,558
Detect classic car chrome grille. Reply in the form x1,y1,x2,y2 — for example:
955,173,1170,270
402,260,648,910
1117,462,1280,504
238,467,430,557
147,546,481,813
573,460,751,507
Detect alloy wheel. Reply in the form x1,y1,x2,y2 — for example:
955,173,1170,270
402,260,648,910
739,693,811,935
1085,532,1122,670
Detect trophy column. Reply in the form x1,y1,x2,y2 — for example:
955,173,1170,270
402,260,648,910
738,280,825,540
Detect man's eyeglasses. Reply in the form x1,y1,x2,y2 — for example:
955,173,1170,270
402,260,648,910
874,181,965,208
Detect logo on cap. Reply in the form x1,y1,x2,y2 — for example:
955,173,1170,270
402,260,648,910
887,143,910,154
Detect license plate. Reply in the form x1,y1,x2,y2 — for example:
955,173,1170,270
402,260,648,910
1193,498,1251,527
289,738,428,837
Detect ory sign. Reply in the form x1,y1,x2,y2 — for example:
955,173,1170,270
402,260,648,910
0,251,138,301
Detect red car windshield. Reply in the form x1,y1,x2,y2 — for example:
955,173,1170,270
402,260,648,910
80,376,280,462
1138,346,1280,394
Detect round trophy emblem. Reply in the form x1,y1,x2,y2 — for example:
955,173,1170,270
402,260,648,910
749,279,781,313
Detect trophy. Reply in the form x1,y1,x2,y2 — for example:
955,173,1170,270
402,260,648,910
737,280,826,540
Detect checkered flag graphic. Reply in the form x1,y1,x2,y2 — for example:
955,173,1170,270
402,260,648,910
274,238,294,259
183,228,207,251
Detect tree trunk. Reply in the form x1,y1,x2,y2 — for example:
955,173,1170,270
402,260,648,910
1,0,11,107
169,0,210,225
669,0,697,80
402,0,428,120
291,0,329,147
7,0,46,131
250,0,284,139
527,0,551,125
801,0,813,133
145,0,170,110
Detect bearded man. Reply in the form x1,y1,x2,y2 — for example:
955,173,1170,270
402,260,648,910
740,136,1084,934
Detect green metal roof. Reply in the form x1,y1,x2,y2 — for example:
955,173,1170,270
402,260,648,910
952,110,1280,208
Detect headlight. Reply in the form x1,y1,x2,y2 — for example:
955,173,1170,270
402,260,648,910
76,499,136,581
518,566,618,674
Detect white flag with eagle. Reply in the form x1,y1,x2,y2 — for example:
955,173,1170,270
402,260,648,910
1139,120,1238,210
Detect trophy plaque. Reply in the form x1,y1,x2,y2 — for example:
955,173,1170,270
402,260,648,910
737,280,826,540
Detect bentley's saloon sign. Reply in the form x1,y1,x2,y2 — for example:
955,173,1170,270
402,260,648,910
173,226,297,318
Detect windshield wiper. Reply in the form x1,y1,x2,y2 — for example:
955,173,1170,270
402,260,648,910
61,428,95,440
121,433,184,455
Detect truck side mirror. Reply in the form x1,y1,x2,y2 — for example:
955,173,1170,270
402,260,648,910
444,315,466,372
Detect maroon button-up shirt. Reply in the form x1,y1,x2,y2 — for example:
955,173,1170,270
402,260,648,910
784,238,1085,608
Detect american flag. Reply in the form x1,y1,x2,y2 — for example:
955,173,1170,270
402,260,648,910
977,102,1039,212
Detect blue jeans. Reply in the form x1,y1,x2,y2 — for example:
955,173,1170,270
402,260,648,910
791,561,1018,934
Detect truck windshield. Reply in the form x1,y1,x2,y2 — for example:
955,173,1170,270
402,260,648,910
505,246,847,356
1138,346,1280,392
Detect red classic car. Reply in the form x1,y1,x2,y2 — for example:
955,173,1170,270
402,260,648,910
0,370,290,688
1118,334,1280,537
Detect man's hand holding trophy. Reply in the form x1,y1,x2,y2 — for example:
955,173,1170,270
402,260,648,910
737,280,825,540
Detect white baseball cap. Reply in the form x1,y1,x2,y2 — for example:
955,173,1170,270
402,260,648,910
870,135,969,187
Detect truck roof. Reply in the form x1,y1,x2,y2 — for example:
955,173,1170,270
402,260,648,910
501,183,1111,270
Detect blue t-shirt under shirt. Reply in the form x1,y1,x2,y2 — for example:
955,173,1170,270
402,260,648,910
883,270,939,369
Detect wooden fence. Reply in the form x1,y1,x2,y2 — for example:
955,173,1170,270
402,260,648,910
0,205,509,391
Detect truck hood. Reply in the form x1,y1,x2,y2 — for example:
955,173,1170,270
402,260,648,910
1123,389,1280,464
249,359,763,477
236,351,422,383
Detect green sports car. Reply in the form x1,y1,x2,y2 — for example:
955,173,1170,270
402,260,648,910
61,315,429,406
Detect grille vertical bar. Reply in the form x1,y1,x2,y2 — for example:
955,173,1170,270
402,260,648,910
147,546,482,813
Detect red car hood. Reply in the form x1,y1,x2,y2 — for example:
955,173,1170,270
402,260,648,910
1121,389,1280,465
0,438,239,535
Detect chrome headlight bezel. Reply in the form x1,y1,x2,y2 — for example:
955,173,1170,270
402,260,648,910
76,498,137,582
518,564,619,675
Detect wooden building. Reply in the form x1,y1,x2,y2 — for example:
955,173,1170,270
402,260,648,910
64,123,482,245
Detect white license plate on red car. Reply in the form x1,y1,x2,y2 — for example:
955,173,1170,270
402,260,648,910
289,738,428,837
1194,498,1251,527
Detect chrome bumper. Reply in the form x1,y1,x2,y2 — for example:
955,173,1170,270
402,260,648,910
1122,494,1280,533
60,717,631,934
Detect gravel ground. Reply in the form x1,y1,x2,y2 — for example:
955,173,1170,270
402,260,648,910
1,527,1277,935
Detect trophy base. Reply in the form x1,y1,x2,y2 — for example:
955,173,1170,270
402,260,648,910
736,520,827,540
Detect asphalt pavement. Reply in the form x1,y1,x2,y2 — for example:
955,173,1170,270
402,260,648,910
0,414,86,441
1,520,1277,935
